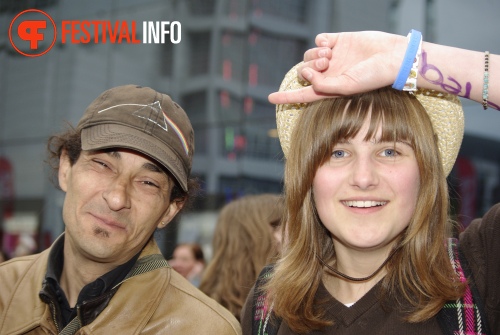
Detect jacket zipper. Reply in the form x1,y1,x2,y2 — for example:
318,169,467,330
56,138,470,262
49,302,60,334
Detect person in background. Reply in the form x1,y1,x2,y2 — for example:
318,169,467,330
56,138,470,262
170,242,206,287
242,31,499,334
200,193,284,321
0,85,241,334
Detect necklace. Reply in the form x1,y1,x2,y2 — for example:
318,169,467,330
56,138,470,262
317,247,400,282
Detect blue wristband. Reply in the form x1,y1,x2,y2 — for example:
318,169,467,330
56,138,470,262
392,29,422,90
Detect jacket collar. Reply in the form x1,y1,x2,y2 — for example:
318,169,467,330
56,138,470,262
1,236,169,335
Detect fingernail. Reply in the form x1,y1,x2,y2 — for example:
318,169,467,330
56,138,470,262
318,49,327,57
302,69,312,80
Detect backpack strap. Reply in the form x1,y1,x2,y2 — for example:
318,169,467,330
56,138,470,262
252,264,282,335
437,238,491,335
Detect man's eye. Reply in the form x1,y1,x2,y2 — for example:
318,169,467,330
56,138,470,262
93,160,109,168
143,181,159,188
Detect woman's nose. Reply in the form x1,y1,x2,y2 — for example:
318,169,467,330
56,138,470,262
349,156,379,190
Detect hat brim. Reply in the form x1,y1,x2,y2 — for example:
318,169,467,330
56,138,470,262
81,123,188,192
276,62,464,176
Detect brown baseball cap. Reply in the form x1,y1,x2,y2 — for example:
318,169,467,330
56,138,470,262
77,85,194,191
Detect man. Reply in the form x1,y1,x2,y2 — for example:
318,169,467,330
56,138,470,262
0,85,242,334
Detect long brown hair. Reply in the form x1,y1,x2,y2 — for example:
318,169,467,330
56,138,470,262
199,194,283,320
266,87,465,333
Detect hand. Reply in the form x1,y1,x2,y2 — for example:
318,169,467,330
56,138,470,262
268,31,407,104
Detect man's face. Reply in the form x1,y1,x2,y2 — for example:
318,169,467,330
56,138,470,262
58,148,182,265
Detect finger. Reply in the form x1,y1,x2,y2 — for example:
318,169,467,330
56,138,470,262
315,33,339,48
300,68,324,84
298,59,329,80
268,86,334,105
301,69,360,97
303,47,332,62
314,33,330,47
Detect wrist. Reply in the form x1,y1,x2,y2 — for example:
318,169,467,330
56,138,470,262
390,34,410,82
392,30,422,91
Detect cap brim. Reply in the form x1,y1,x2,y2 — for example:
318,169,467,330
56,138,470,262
81,124,188,192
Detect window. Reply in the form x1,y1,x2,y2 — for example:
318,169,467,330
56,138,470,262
219,31,247,82
219,176,283,200
186,0,216,16
0,0,58,13
251,0,307,23
182,91,208,155
248,31,305,87
189,32,211,76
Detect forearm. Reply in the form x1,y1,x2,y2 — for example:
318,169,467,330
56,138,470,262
416,42,499,109
270,31,500,108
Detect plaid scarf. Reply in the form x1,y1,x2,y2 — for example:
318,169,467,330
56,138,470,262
252,239,491,335
252,264,279,335
436,238,491,335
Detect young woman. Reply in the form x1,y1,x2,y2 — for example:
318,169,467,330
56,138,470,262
200,194,283,320
242,31,499,334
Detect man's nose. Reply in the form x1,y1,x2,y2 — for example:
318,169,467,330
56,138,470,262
102,178,132,211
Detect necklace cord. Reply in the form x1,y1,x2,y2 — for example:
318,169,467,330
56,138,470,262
317,247,400,282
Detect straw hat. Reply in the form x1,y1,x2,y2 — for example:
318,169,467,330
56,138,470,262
276,63,465,176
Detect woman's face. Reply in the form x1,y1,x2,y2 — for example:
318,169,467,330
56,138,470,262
312,116,420,252
170,245,197,278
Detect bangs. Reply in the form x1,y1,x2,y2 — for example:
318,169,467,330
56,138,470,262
286,86,431,203
311,87,423,160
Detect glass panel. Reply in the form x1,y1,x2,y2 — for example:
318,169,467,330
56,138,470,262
248,30,306,87
192,125,208,155
186,0,216,16
251,0,307,23
219,175,283,201
182,91,208,154
189,32,211,76
161,42,177,77
221,0,248,19
217,90,243,123
1,0,59,13
219,120,281,160
243,121,281,159
218,31,247,82
181,91,207,124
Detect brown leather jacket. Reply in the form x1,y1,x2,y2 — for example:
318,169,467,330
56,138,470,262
0,237,242,335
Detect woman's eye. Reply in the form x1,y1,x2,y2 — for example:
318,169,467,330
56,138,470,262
332,150,346,158
381,149,397,157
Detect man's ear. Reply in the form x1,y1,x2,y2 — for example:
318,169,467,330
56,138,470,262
157,199,185,229
58,149,71,192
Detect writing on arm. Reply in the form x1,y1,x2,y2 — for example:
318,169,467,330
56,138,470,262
420,50,499,110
